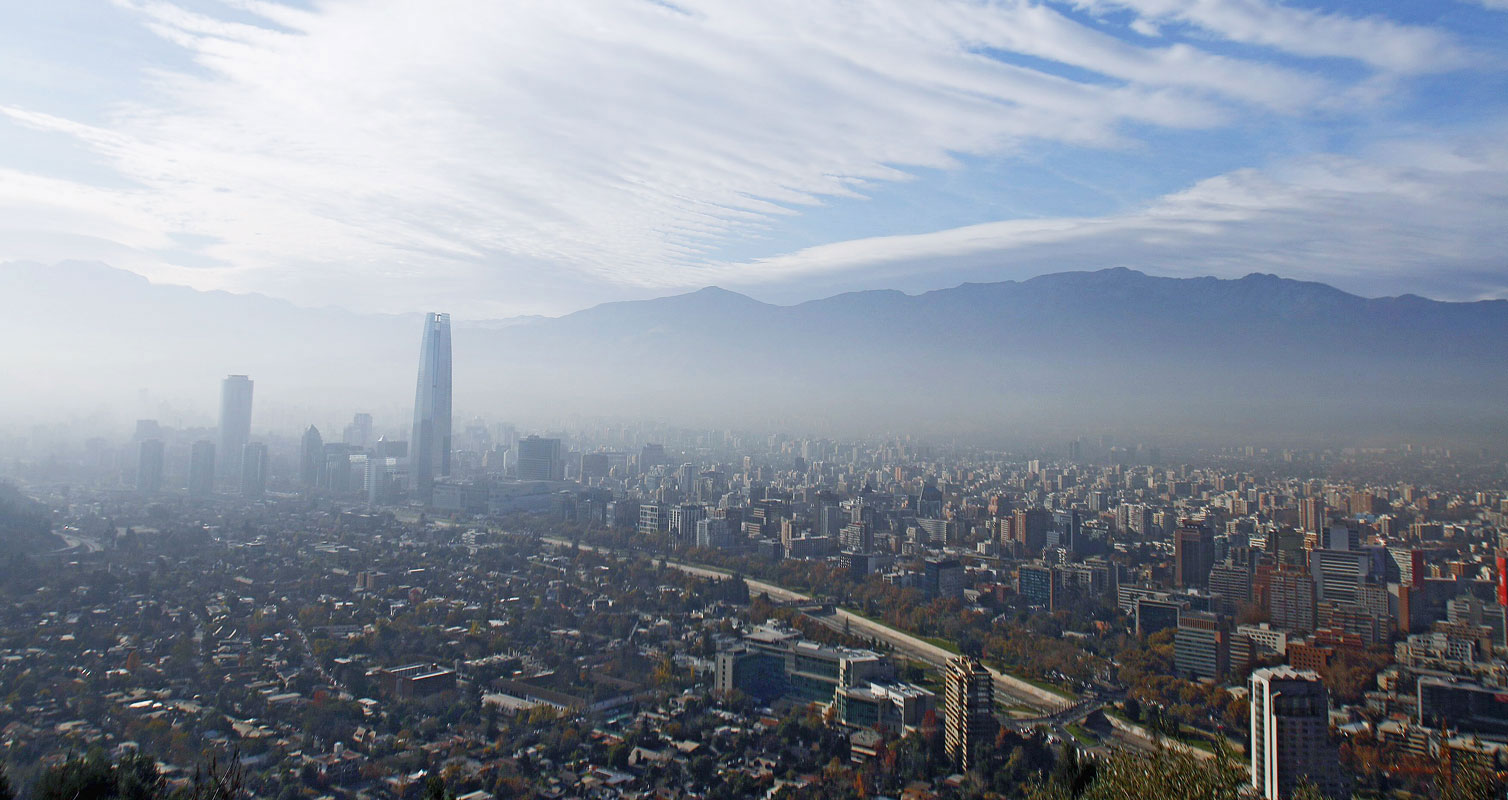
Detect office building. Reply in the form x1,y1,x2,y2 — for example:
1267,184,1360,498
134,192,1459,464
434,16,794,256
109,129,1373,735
638,443,666,473
695,517,735,550
409,313,452,503
136,439,164,495
342,412,374,448
924,558,964,600
1310,547,1371,606
517,435,564,481
1250,667,1346,800
187,440,215,496
833,681,937,731
1175,611,1231,681
943,656,995,771
1136,596,1183,636
714,624,890,704
131,436,164,494
300,425,324,489
240,442,268,497
1175,523,1215,589
217,375,254,483
1417,676,1508,737
669,503,706,549
375,663,457,700
1012,507,1051,554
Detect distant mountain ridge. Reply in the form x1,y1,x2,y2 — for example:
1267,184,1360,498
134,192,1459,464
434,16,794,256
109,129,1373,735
1,260,1504,440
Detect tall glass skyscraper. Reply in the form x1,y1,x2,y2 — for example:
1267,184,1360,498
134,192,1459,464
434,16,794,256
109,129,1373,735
217,375,254,483
410,313,452,503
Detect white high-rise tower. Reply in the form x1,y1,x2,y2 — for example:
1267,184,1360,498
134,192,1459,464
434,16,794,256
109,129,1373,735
410,313,452,503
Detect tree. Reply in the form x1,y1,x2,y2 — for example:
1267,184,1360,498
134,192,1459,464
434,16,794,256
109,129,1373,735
0,763,13,800
115,753,164,800
189,751,245,800
1028,743,1247,800
1438,750,1503,800
31,751,117,800
421,775,454,800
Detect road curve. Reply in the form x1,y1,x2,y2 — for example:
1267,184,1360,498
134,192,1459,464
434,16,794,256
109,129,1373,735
539,536,1069,711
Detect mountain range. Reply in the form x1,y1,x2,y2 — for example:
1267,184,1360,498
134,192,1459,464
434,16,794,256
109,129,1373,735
2,260,1504,443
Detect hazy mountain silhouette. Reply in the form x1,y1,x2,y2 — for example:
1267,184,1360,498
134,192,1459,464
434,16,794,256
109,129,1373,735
3,260,1504,442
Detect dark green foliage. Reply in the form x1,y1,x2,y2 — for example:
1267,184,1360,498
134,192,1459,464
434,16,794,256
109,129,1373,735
31,751,247,800
31,751,162,800
421,775,454,800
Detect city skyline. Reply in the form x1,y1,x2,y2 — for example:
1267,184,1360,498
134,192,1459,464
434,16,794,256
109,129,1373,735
2,265,1504,445
3,3,1507,797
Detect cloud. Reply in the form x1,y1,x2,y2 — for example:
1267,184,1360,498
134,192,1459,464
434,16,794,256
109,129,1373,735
718,137,1508,302
0,0,1465,314
1076,0,1467,73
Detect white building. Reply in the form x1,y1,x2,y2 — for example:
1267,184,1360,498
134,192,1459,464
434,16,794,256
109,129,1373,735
1249,666,1347,799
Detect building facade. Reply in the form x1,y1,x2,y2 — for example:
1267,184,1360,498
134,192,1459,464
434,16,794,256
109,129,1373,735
409,312,453,503
1250,666,1346,799
217,374,254,483
943,656,995,771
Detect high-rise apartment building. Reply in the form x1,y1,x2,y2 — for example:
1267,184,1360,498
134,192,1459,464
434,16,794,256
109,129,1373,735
1018,562,1056,609
187,440,215,496
300,425,324,489
1299,496,1326,535
669,503,706,549
517,435,564,481
1250,667,1346,799
410,313,452,503
240,442,268,497
1268,566,1317,633
217,375,254,483
136,439,164,495
943,656,995,771
1209,560,1254,609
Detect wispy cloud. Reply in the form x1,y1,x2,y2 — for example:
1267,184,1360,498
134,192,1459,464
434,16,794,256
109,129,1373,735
0,0,1492,313
721,137,1508,302
1076,0,1468,73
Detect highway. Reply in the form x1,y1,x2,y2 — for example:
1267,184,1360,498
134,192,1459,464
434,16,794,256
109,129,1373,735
534,535,1234,757
539,536,1068,711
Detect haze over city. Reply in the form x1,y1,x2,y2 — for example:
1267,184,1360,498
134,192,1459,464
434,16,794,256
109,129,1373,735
3,3,1508,800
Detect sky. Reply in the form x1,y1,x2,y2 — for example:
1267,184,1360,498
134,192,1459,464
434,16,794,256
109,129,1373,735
1,0,1506,317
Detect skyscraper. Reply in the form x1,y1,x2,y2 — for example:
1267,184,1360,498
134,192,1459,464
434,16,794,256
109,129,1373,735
517,435,563,481
217,375,254,483
187,440,215,496
1250,666,1346,799
343,412,374,448
409,313,452,503
136,439,164,495
1175,523,1215,589
943,656,995,771
300,425,324,489
240,442,268,497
